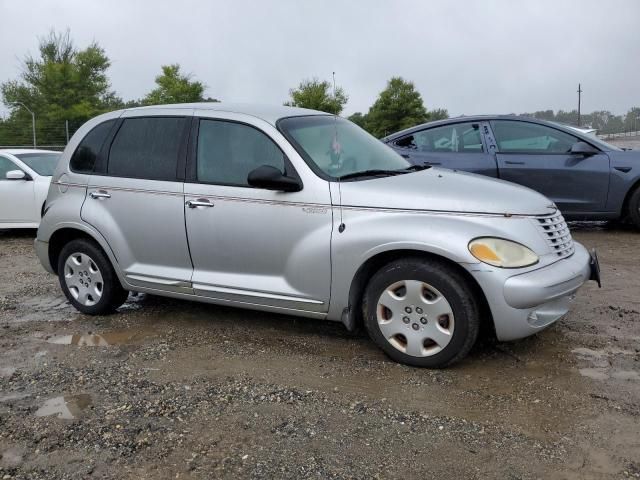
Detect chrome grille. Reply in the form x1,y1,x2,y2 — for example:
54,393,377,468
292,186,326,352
536,211,574,258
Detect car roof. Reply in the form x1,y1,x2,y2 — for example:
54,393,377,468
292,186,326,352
122,102,330,126
381,114,581,141
0,149,60,156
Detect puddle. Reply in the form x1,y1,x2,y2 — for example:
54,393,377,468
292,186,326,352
0,392,31,403
35,394,92,419
0,366,17,379
46,328,156,346
579,368,609,380
1,446,24,468
574,348,639,381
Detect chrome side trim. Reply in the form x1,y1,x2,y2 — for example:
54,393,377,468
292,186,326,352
193,283,324,305
54,181,555,218
126,274,192,288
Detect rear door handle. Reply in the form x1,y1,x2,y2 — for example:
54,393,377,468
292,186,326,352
400,154,411,159
90,190,111,199
186,199,214,208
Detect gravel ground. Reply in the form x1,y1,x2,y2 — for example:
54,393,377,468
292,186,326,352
0,222,639,479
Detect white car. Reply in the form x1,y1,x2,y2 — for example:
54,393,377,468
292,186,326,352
0,149,61,228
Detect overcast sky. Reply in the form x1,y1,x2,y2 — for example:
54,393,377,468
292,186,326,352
1,0,638,118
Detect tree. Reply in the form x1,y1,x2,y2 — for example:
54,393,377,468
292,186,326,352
284,78,348,115
429,108,449,121
142,64,209,105
623,107,640,132
364,77,428,138
348,112,368,129
1,30,122,145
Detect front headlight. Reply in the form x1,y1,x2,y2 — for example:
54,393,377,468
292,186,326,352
468,237,538,268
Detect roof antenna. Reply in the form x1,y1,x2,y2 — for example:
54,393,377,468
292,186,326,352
333,71,346,233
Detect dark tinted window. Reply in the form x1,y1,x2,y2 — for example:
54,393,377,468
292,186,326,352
15,153,60,176
70,120,115,173
0,156,18,179
492,120,578,153
395,123,484,153
197,120,285,186
108,117,186,180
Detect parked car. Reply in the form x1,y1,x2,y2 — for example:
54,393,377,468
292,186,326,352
0,149,60,228
35,104,599,367
383,116,640,228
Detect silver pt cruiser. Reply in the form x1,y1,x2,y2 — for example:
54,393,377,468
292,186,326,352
35,103,600,367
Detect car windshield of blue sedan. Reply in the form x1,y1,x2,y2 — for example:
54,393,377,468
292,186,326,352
15,152,60,176
279,116,410,180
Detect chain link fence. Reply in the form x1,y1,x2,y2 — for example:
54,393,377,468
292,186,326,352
0,119,84,151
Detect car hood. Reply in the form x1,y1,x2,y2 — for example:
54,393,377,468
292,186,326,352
336,167,556,216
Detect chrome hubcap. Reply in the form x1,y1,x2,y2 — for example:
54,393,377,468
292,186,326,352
376,280,455,357
63,253,104,306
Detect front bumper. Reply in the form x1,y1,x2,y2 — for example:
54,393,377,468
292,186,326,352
468,242,595,341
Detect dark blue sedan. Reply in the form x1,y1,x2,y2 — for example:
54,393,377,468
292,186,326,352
383,116,640,228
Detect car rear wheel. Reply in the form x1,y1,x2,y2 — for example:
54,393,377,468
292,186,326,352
57,239,128,315
627,186,640,230
362,258,480,368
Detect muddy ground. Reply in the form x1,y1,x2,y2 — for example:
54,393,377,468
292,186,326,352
0,210,639,479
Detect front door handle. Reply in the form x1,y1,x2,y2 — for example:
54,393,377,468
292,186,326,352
90,190,111,199
186,199,214,208
504,160,525,165
400,154,411,159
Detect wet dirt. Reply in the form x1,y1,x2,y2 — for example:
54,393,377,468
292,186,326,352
0,226,639,479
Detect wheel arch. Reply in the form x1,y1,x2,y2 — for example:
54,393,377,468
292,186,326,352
621,177,640,220
343,249,493,336
48,225,118,276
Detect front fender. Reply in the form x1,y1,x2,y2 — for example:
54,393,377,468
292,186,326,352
326,208,551,322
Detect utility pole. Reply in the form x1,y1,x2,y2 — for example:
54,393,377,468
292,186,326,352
11,102,36,148
577,83,582,127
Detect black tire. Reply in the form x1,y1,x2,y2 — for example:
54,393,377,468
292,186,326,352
57,239,128,315
627,186,640,230
362,257,480,368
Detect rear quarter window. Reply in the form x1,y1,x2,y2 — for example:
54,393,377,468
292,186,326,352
70,120,116,173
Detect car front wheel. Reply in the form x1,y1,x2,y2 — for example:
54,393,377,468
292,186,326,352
627,186,640,230
57,239,128,315
363,258,480,368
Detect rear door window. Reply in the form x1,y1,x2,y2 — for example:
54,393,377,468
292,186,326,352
70,120,116,173
107,117,187,181
395,123,484,153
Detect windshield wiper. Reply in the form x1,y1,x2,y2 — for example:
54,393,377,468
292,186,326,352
337,163,432,181
337,169,407,181
403,164,431,171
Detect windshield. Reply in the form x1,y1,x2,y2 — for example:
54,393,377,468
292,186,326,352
14,152,60,176
278,116,410,179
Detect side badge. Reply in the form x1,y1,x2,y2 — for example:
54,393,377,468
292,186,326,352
302,207,328,215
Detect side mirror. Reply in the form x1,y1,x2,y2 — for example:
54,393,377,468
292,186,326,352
6,170,27,180
570,141,598,157
247,165,302,192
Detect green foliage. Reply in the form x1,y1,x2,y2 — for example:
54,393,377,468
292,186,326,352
285,78,348,115
141,64,209,105
364,77,428,138
1,30,122,145
347,112,367,129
